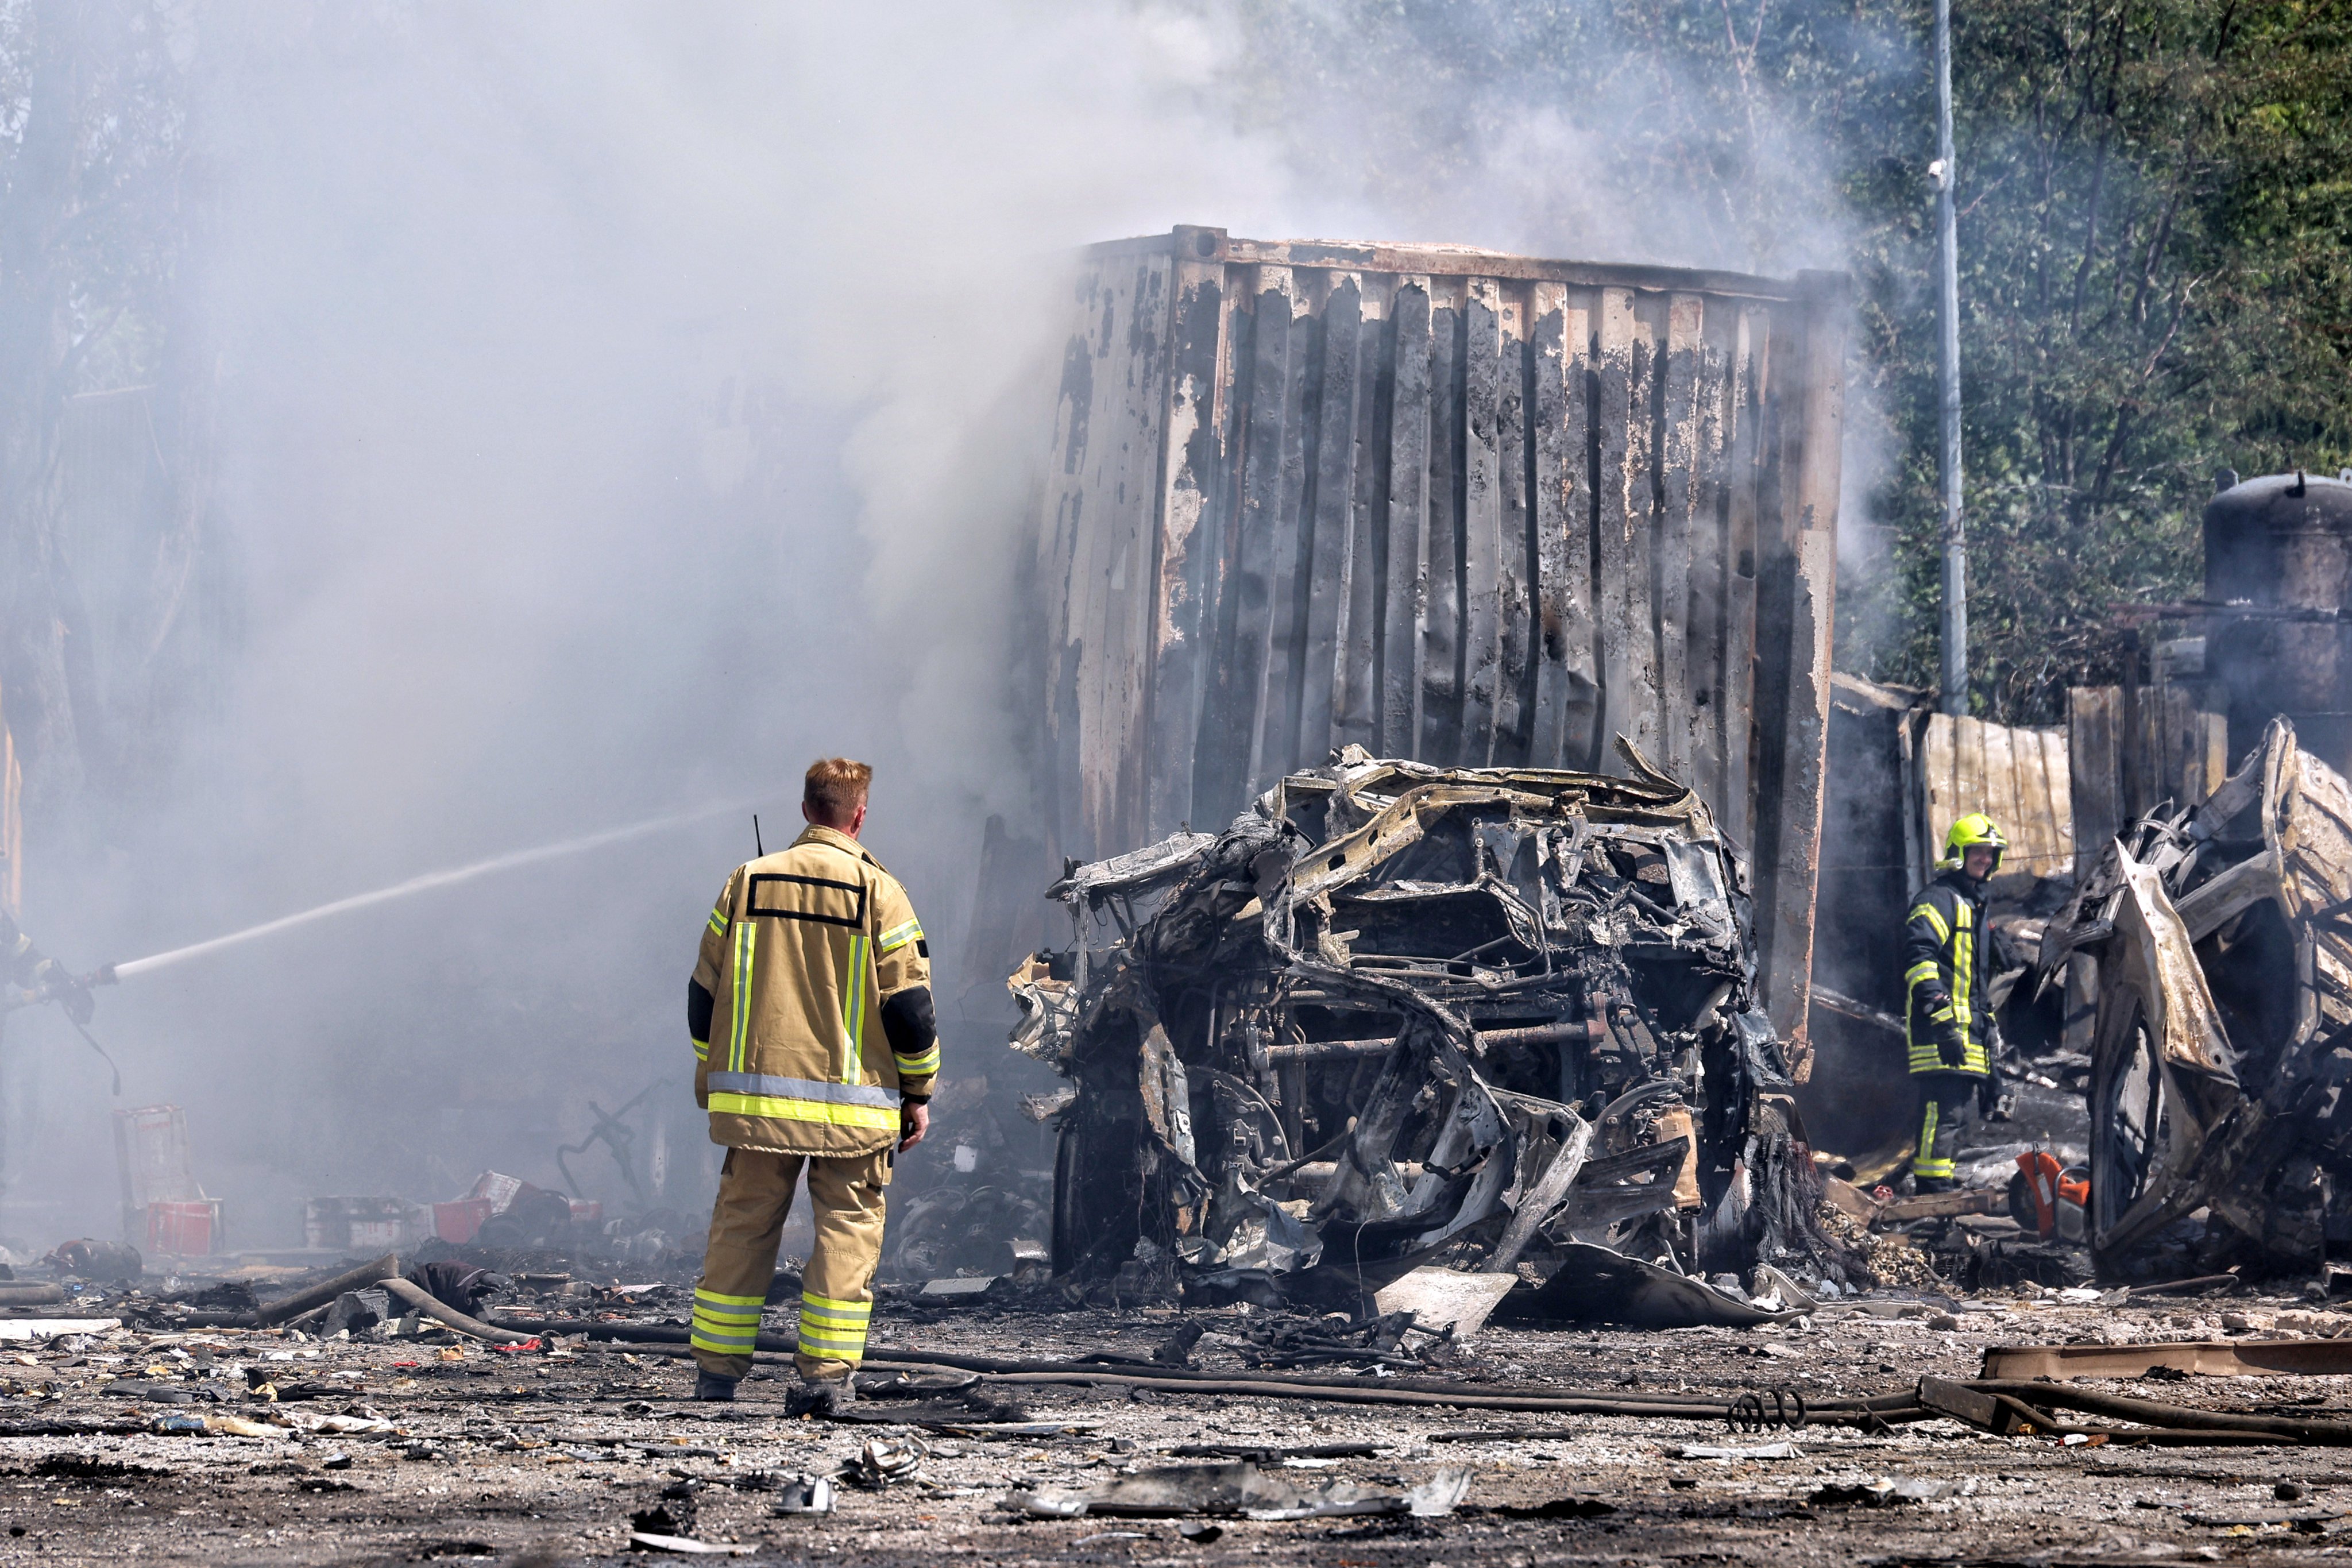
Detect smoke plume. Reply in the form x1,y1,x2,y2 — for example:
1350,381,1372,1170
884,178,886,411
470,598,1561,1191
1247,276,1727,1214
5,1,1888,1246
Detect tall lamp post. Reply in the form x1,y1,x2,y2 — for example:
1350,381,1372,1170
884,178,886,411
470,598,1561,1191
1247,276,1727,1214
1935,0,1967,715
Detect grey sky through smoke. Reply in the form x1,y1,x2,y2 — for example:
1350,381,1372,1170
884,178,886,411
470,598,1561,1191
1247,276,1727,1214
2,2,1891,1245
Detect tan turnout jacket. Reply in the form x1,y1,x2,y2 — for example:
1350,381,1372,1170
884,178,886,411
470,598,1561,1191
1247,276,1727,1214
691,824,937,1156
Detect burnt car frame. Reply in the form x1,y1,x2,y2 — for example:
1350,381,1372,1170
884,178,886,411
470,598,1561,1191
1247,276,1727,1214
1009,743,1832,1312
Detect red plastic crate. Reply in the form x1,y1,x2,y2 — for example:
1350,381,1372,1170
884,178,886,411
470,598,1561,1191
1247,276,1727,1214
433,1198,496,1244
146,1199,222,1256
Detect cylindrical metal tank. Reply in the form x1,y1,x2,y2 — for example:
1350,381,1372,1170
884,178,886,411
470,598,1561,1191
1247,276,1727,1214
2206,471,2352,774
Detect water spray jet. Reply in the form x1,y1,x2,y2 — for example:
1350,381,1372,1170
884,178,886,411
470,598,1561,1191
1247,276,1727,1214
103,798,757,983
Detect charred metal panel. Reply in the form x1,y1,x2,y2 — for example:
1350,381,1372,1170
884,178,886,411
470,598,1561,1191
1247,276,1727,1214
1037,253,1174,864
1142,229,1230,845
1378,281,1432,760
1025,230,1847,1029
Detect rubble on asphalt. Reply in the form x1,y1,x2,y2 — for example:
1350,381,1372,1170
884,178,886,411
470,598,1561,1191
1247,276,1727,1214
13,1245,2352,1562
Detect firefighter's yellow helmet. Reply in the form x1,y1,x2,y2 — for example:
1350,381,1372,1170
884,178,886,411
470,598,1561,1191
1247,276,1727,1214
1940,812,2008,873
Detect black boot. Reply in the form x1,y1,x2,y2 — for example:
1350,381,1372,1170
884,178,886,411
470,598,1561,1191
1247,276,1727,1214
693,1369,739,1402
784,1376,856,1417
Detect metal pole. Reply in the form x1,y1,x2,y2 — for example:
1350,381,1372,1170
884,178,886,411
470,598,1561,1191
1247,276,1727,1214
1935,0,1967,716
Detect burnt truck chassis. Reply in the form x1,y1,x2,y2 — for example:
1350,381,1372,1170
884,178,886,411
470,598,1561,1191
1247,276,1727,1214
1009,744,1839,1317
2041,718,2352,1276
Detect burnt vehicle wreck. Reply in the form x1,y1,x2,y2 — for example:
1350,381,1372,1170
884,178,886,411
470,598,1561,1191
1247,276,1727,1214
2040,718,2352,1276
1010,744,1848,1320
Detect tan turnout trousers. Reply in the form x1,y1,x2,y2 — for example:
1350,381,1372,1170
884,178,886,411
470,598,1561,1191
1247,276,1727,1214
690,1146,891,1382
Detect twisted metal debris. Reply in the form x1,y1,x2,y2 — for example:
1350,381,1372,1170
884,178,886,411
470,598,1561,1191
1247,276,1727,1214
1009,743,1850,1318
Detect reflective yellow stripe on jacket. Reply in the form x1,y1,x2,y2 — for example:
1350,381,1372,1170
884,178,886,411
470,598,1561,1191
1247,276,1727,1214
840,932,868,1083
704,1071,900,1131
692,824,933,1154
1905,887,1990,1075
727,920,757,1073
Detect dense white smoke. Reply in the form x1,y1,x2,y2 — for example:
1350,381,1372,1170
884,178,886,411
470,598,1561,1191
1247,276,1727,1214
3,1,1884,1247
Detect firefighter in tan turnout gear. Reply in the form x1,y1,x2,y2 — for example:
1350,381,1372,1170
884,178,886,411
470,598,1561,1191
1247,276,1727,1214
685,758,940,1408
1901,813,2005,1194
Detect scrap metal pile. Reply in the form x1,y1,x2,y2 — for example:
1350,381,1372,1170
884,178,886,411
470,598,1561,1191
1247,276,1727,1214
2038,718,2352,1277
1008,744,1849,1320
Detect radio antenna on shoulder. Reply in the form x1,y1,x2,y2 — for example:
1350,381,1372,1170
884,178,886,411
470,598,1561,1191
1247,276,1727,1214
754,814,764,856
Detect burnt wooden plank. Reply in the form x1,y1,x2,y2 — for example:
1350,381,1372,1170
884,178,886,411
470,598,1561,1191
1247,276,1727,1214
1685,300,1735,816
1721,307,1767,846
1380,280,1432,758
1191,271,1289,828
1420,283,1466,763
2041,727,2077,876
1655,292,1704,783
1592,288,1638,770
1144,233,1227,838
1298,275,1365,764
2069,685,2123,864
2015,724,2071,882
1459,279,1505,767
1335,280,1394,752
1982,717,2023,862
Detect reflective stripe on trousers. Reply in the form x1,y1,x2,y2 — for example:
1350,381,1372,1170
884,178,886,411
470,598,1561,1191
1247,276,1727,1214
690,1145,891,1382
1911,1073,1975,1182
689,1287,764,1358
795,1290,872,1362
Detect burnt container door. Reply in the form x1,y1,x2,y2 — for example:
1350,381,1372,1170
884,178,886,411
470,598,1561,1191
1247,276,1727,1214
1028,229,1846,1040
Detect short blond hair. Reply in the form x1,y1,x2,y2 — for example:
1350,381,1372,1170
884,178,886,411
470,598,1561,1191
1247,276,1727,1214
804,757,872,825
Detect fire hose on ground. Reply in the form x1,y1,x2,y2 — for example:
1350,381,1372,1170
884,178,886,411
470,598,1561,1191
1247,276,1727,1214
470,1313,2352,1442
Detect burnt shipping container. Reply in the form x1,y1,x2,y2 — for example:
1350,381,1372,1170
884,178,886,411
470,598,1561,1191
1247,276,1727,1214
1022,226,1847,1037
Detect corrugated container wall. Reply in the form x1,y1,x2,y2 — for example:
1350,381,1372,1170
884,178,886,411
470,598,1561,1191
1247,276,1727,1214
1028,227,1847,1033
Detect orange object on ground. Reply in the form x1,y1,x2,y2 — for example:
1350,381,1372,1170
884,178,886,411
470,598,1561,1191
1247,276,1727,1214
2011,1150,2089,1239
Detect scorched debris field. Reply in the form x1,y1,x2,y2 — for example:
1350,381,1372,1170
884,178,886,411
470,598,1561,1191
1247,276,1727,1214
9,1264,2352,1565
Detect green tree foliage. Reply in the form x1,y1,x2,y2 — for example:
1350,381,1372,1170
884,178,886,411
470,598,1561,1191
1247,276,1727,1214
1863,1,2352,720
0,0,216,836
1226,0,2352,722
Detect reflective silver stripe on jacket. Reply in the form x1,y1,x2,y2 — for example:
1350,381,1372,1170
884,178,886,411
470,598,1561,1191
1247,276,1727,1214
703,1072,901,1108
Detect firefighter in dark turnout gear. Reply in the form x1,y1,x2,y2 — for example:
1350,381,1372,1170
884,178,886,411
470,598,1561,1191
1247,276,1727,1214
1901,814,2005,1192
0,913,93,1026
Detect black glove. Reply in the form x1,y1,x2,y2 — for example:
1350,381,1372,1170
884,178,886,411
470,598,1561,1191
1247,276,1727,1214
33,960,92,1026
1922,991,1966,1068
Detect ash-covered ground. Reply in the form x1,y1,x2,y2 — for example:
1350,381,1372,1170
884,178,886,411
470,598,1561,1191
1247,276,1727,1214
8,1267,2352,1565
